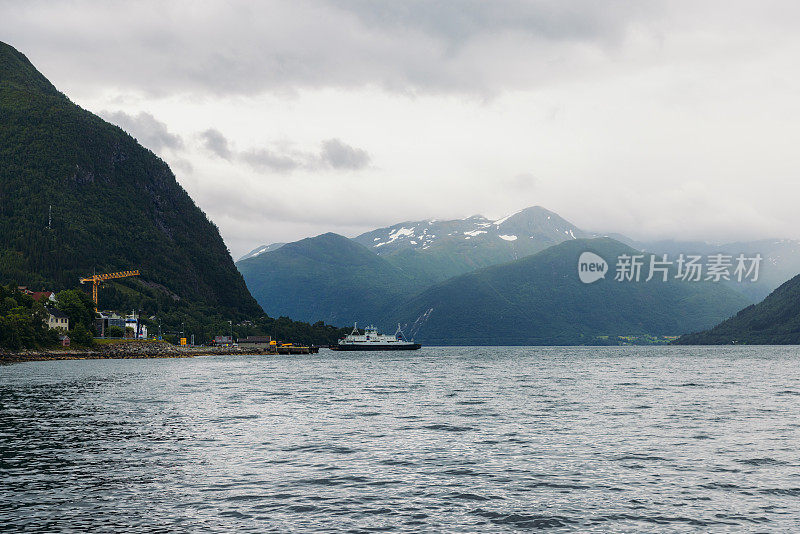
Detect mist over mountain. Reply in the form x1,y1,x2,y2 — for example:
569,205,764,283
630,239,800,303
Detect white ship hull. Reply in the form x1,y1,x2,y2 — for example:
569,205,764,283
331,324,421,351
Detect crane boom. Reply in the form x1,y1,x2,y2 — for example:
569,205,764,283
79,270,140,312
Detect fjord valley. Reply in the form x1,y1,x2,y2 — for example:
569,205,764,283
0,41,346,350
6,3,800,532
4,33,800,350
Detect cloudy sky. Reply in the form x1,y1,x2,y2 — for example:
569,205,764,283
3,0,800,257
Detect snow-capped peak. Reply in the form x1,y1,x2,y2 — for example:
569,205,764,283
492,209,523,226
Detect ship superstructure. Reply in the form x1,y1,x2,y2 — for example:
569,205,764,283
331,323,421,351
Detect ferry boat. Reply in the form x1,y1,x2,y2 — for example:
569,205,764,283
330,323,421,351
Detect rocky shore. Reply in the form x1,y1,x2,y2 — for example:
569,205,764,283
0,341,278,363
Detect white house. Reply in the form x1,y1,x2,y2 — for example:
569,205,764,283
45,308,69,330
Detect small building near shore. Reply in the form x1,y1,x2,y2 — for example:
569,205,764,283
59,334,70,347
45,308,70,330
96,312,126,337
237,336,272,349
213,335,233,346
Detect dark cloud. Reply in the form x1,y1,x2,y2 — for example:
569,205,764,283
200,128,232,159
205,131,370,173
0,0,665,97
320,138,370,170
101,110,183,152
240,148,301,172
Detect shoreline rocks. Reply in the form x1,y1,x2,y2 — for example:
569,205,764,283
0,341,279,363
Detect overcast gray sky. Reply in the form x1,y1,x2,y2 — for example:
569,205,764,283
3,0,799,257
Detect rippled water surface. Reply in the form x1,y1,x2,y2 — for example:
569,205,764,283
3,346,800,532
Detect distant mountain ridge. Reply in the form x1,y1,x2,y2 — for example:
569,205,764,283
353,206,590,255
237,206,604,328
238,242,286,262
246,207,800,302
351,206,594,284
386,238,751,345
236,233,418,325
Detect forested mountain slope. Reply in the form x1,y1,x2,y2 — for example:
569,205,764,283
0,41,262,327
676,273,800,345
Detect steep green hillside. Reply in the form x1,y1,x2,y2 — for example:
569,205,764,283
385,238,751,345
0,40,319,346
0,41,261,325
237,233,420,325
675,273,800,344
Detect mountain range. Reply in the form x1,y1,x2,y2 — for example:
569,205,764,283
350,206,594,285
236,205,792,344
236,206,601,328
243,207,800,305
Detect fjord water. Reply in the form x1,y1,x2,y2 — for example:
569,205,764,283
2,347,800,532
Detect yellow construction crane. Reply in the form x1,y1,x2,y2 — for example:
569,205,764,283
79,270,140,312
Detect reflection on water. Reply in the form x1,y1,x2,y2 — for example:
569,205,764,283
2,346,800,532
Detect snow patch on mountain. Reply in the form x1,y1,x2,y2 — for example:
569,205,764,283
464,229,488,237
499,234,518,241
351,206,591,256
375,226,415,247
237,242,286,262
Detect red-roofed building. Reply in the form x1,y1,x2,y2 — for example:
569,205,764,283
32,291,57,303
